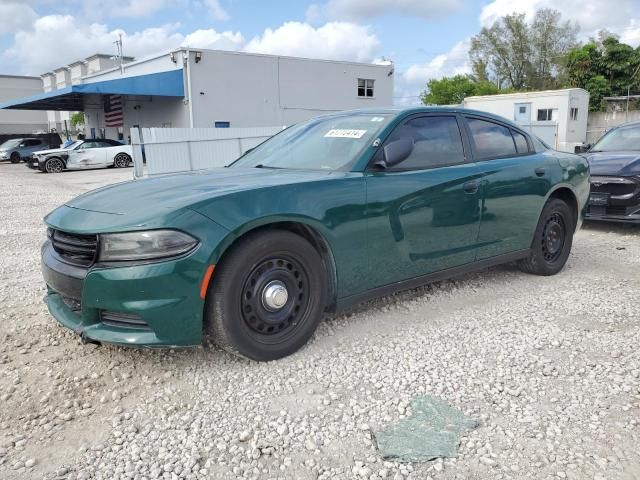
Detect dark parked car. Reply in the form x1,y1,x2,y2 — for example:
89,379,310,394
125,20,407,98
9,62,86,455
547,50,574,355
41,107,589,361
576,121,640,223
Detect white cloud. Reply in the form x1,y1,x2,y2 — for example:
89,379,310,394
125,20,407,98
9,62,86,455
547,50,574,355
182,28,244,50
3,14,379,75
306,0,462,22
479,0,640,46
203,0,230,21
3,15,244,74
620,19,640,47
244,22,380,63
395,40,471,106
0,2,37,32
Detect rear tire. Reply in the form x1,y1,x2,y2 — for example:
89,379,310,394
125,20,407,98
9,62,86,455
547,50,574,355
206,230,327,361
10,152,20,164
518,198,574,276
114,153,131,168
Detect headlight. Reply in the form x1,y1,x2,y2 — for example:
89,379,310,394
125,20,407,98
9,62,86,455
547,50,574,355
0,152,8,158
98,230,198,262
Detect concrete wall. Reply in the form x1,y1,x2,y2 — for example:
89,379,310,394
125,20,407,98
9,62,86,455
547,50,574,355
0,75,48,134
463,89,589,152
586,110,640,144
188,50,394,128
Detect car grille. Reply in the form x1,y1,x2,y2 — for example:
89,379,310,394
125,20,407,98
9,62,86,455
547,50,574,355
49,228,98,266
590,176,639,198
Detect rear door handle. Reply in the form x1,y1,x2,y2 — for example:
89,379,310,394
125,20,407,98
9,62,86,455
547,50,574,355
463,181,479,194
534,167,546,177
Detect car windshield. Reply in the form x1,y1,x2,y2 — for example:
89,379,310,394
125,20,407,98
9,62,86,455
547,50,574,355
231,113,392,170
68,141,84,150
0,139,22,149
591,125,640,152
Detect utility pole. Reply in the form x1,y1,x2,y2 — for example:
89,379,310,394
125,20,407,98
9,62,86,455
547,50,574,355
626,63,640,122
114,34,124,74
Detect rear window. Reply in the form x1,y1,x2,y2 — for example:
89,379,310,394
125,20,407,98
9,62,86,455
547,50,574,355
512,130,529,153
467,118,517,159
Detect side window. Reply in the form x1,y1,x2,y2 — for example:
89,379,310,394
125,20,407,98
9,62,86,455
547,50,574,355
466,118,517,159
511,130,529,154
385,116,465,170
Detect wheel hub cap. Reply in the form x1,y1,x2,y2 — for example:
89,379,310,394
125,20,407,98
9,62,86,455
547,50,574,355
262,280,288,311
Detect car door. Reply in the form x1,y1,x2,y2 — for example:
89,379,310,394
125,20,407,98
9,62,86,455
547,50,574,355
462,115,553,259
364,114,484,289
74,141,107,167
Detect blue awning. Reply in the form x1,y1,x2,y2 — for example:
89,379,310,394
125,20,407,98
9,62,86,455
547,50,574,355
0,69,184,111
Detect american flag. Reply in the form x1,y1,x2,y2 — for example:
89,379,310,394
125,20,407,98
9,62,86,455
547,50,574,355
104,95,123,127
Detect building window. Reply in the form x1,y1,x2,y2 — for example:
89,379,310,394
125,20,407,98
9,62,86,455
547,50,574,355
215,121,231,128
358,79,374,97
537,109,553,121
570,107,578,121
519,106,526,114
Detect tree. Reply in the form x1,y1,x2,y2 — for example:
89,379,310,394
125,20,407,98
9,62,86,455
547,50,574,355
470,9,578,90
564,35,640,110
70,112,85,128
421,75,500,105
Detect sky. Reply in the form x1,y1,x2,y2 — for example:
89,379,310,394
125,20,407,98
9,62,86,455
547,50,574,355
1,0,639,105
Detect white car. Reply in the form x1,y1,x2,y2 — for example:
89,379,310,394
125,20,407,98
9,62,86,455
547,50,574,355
27,139,133,173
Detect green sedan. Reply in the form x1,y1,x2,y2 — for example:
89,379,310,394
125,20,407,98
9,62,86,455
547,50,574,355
42,107,590,360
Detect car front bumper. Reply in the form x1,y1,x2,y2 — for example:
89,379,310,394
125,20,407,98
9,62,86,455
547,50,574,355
40,216,229,347
585,175,640,224
26,156,43,170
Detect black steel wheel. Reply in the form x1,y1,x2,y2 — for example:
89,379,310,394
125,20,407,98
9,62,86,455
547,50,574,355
10,152,20,164
44,157,64,174
206,230,327,361
519,198,574,276
114,153,131,168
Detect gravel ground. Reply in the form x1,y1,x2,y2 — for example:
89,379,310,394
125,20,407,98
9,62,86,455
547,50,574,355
1,163,639,480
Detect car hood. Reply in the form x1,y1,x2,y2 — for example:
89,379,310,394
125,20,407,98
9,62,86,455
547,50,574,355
64,167,335,217
584,151,640,176
34,147,68,156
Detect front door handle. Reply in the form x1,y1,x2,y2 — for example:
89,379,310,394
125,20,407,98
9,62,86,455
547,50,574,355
534,167,546,177
463,181,479,194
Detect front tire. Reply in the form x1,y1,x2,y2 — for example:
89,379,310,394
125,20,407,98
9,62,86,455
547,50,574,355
518,198,574,276
44,157,64,174
10,152,20,164
206,230,328,361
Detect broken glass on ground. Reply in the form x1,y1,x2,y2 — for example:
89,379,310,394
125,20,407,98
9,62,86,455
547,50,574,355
375,395,480,462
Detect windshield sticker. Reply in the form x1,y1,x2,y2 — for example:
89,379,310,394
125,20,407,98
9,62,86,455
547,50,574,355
370,117,385,122
324,129,367,139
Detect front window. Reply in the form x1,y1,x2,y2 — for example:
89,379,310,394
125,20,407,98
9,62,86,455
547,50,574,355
231,113,391,171
591,125,640,152
68,141,84,150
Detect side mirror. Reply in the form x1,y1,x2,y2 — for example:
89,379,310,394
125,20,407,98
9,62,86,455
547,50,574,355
375,137,414,169
18,144,26,148
574,144,590,154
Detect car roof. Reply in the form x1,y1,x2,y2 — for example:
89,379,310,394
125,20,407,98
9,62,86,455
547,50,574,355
318,106,525,131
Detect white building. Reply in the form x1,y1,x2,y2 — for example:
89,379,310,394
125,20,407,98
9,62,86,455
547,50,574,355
0,75,48,134
1,49,394,140
463,88,589,152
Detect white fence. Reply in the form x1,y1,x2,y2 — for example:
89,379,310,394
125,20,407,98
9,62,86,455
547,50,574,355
130,126,283,177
